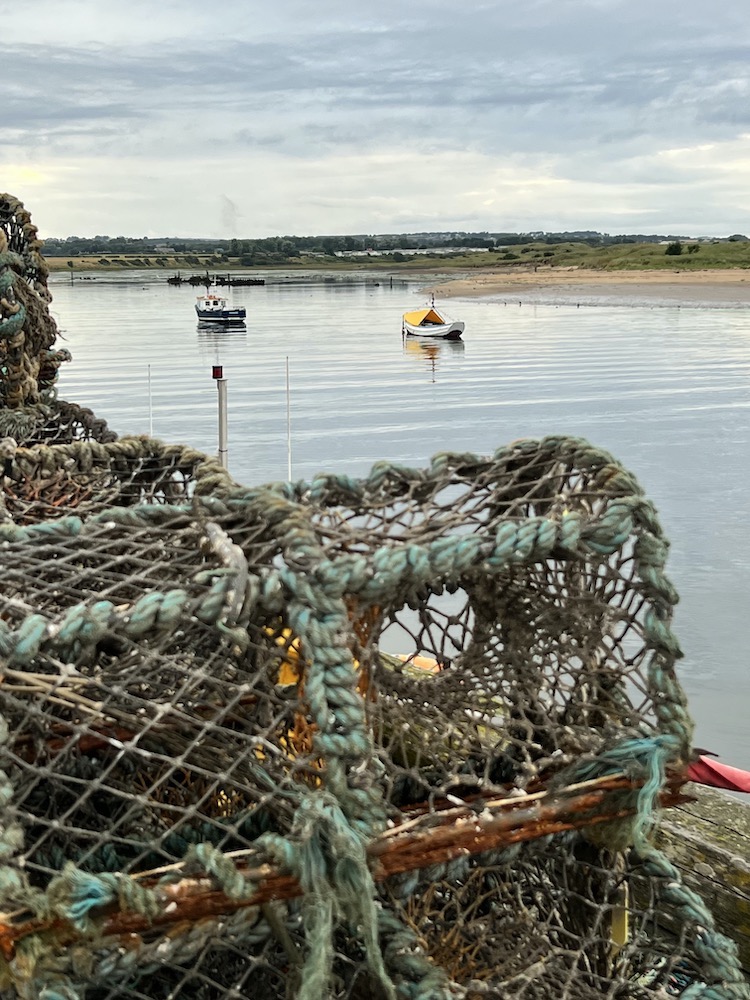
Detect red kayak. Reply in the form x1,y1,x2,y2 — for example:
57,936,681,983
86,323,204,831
686,754,750,793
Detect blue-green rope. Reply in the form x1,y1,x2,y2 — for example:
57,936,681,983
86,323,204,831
257,793,395,1000
564,735,749,997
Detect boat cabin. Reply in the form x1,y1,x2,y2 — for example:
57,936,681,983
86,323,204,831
197,294,229,313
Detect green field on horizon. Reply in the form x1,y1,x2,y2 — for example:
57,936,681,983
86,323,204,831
44,238,750,274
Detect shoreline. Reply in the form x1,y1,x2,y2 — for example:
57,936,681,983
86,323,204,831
426,267,750,306
44,258,750,306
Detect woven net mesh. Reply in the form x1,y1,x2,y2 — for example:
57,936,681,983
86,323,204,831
0,196,747,1000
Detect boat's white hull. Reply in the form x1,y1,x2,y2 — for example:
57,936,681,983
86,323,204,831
403,319,465,340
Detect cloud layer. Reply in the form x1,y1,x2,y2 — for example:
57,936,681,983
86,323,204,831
4,0,750,236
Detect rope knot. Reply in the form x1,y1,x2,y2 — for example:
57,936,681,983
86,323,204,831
257,792,395,1000
563,734,682,852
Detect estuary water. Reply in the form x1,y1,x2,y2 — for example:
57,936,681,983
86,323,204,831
48,269,750,768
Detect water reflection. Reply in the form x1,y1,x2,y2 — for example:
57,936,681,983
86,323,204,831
197,322,247,337
402,335,465,381
197,323,247,363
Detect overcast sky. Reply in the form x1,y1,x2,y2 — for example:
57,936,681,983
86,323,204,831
3,0,750,238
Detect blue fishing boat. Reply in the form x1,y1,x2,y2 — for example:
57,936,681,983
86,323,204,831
195,293,246,324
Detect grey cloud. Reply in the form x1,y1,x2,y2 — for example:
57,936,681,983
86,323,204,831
6,10,750,161
8,0,750,237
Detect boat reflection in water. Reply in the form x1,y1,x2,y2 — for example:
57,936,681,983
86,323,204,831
197,322,247,362
402,335,465,382
197,320,247,336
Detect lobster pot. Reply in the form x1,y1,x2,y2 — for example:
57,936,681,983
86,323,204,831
3,398,118,447
0,433,745,1000
1,436,234,522
0,194,117,446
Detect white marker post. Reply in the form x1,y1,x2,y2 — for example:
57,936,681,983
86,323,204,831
212,365,228,469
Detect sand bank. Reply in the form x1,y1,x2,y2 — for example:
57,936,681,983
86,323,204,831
428,267,750,307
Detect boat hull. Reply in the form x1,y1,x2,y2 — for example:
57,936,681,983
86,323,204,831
403,319,465,340
195,307,247,324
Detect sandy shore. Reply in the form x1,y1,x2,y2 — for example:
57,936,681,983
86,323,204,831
429,267,750,306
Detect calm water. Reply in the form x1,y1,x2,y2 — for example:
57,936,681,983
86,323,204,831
48,269,750,768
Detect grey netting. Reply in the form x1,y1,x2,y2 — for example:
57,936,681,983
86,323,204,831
0,196,747,1000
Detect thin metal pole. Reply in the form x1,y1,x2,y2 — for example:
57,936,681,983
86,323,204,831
217,376,228,469
148,365,153,437
285,356,292,480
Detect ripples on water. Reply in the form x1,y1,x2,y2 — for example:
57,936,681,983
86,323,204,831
49,270,750,766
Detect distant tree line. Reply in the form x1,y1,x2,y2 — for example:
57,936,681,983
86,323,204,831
41,230,749,261
42,232,500,259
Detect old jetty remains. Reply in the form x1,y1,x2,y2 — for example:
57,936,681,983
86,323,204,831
167,271,265,287
0,192,748,999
